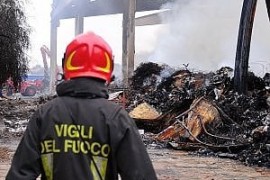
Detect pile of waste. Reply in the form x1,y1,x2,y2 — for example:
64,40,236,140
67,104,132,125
125,62,270,168
0,96,53,136
0,62,269,168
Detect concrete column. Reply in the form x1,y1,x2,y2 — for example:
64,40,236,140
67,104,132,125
75,16,84,36
49,20,59,95
122,0,136,87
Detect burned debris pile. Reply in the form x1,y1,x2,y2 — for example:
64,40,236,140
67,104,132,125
0,62,269,168
126,62,270,168
0,96,53,137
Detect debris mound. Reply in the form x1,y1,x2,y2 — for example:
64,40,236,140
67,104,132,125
0,62,269,168
126,62,270,168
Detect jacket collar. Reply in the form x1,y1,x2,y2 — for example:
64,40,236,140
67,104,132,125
56,78,109,99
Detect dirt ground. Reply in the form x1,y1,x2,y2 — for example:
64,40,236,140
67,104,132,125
1,141,270,180
149,148,270,180
0,98,270,179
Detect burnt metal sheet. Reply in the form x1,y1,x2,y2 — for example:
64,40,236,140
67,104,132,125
51,0,174,21
135,10,171,26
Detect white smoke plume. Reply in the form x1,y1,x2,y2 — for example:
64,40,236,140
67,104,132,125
137,0,270,75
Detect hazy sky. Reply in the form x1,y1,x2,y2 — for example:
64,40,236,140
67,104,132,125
26,0,270,76
152,0,270,76
26,0,162,68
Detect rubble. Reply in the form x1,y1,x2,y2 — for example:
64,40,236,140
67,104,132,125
126,62,270,168
0,62,269,168
129,102,161,120
0,96,53,136
156,97,221,142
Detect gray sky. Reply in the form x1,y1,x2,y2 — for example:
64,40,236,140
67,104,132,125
26,0,270,77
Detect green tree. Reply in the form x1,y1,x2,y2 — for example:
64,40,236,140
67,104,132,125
0,0,30,89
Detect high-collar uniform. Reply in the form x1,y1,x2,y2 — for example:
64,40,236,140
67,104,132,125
6,78,157,180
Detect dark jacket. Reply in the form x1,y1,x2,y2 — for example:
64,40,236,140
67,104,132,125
6,78,157,180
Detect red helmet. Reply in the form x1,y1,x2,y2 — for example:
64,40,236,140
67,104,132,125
63,32,114,83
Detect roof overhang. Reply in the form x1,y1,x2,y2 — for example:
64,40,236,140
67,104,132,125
135,9,171,26
51,0,174,22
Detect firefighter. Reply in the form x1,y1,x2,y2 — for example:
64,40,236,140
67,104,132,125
6,32,157,180
0,84,12,100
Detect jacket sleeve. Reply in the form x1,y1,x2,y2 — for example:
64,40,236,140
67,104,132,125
6,111,42,180
115,109,157,180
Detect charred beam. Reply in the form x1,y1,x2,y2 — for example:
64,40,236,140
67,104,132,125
266,0,270,22
234,0,257,94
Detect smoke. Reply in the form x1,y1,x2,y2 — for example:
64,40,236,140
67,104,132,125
142,0,270,75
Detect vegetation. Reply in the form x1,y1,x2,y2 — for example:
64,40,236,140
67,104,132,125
0,0,31,89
